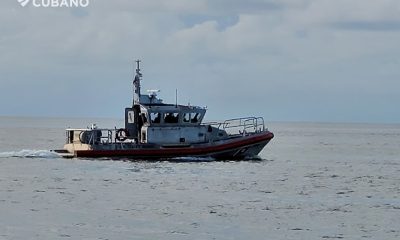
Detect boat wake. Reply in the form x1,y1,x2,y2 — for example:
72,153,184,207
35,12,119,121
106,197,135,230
0,149,60,159
164,156,216,162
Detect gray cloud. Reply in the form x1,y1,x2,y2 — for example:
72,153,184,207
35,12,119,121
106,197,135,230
1,0,400,123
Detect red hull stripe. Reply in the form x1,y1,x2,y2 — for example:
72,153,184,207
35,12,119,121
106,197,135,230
76,131,274,158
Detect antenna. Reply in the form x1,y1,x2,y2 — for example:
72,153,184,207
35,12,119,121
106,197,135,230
133,59,142,106
136,59,141,76
175,89,178,107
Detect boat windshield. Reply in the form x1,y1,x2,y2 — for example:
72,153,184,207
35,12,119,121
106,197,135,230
182,112,202,124
164,113,179,124
150,112,161,124
183,113,190,123
191,113,201,123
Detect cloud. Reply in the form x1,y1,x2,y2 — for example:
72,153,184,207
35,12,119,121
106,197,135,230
0,0,400,123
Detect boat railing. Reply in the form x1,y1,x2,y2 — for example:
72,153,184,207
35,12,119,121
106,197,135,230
204,117,266,135
67,128,128,145
67,116,266,145
84,129,113,145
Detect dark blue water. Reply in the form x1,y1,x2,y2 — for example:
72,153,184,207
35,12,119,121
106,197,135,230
1,117,399,239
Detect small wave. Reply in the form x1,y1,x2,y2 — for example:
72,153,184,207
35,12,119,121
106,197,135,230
167,156,216,162
0,149,60,159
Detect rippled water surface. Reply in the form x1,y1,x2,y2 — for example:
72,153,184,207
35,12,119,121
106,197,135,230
0,117,399,240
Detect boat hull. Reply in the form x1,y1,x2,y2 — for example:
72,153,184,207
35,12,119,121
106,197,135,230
71,131,274,160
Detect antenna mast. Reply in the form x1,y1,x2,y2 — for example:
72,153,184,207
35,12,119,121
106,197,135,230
175,89,178,107
133,59,142,106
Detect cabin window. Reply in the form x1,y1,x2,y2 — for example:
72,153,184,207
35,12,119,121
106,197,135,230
150,112,161,124
164,112,179,124
183,113,190,123
191,113,201,123
127,111,135,123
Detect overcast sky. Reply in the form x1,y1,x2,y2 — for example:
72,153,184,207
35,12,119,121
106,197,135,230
1,0,399,123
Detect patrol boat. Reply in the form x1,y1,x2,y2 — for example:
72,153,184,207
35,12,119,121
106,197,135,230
53,61,274,159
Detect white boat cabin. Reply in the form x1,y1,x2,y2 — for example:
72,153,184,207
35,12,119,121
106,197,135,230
135,104,208,144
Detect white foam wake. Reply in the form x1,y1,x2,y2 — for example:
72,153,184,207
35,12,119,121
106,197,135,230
0,149,60,159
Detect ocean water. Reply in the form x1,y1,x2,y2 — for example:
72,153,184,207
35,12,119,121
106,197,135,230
0,116,399,240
